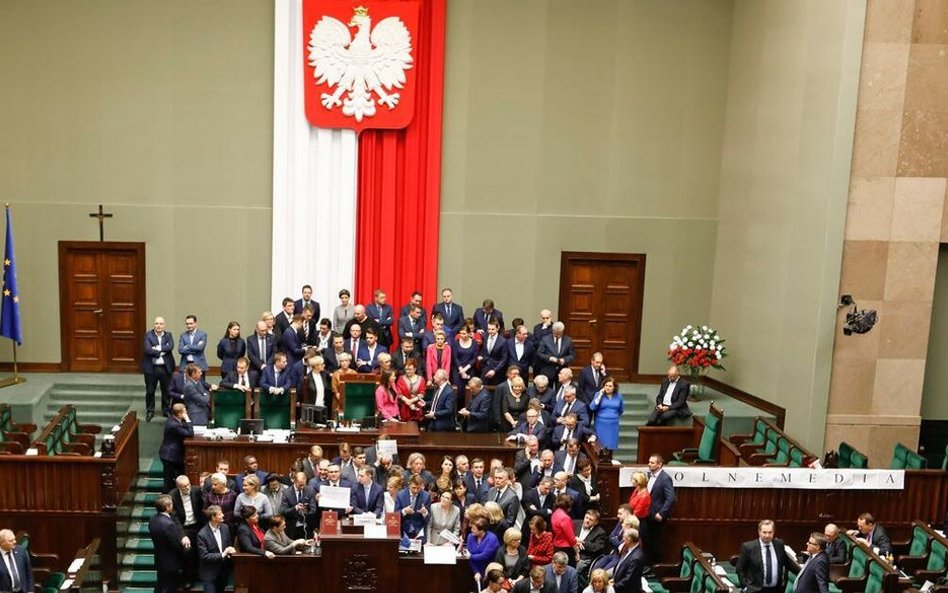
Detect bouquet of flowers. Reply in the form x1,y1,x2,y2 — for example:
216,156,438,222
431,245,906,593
667,325,727,371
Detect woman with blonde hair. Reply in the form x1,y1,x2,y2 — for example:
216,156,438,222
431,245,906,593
383,475,403,514
582,568,616,593
485,501,511,541
627,471,651,520
233,474,273,525
493,527,529,582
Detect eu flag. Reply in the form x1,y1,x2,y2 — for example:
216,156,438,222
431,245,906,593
0,206,22,345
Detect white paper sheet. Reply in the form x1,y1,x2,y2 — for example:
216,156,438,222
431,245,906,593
364,524,387,538
423,544,457,564
318,485,351,509
378,440,398,456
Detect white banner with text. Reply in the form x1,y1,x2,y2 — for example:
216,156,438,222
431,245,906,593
618,467,904,490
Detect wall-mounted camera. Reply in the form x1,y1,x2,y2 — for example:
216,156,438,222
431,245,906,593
839,294,878,336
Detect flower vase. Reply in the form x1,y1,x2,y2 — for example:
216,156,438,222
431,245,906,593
687,366,708,399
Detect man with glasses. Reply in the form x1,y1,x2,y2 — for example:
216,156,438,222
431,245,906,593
793,533,830,593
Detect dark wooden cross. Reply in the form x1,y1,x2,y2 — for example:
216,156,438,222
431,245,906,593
88,204,113,241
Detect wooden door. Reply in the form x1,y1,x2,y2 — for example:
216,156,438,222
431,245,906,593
558,252,646,381
59,242,146,372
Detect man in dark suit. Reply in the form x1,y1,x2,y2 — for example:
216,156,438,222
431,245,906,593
823,524,847,564
535,322,576,382
397,305,426,354
479,320,508,385
399,292,428,328
293,284,319,319
220,359,258,402
513,436,541,485
280,472,317,539
521,477,555,525
356,329,387,372
0,528,32,593
736,520,787,593
281,315,306,369
350,467,385,517
552,471,586,520
551,414,594,450
577,352,607,404
613,529,644,593
395,475,431,542
149,494,191,593
534,309,554,343
643,454,676,564
848,513,892,556
233,455,269,492
544,552,579,593
275,298,295,339
553,388,590,429
574,510,610,581
460,377,493,433
509,408,549,450
260,351,293,395
182,364,215,426
432,287,464,332
159,403,193,493
177,314,209,372
171,475,206,540
322,335,347,372
246,320,275,375
391,336,418,374
513,565,556,593
646,365,692,426
485,467,520,526
142,316,176,421
795,533,830,593
425,369,456,432
554,440,589,475
196,504,235,593
474,299,505,334
507,325,536,378
299,304,320,347
367,289,395,348
464,458,491,503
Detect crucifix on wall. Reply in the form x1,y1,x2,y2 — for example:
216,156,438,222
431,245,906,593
88,204,113,241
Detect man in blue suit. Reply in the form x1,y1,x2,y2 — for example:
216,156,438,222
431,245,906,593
356,329,387,373
196,505,235,593
474,298,505,335
535,322,576,383
142,316,176,422
261,352,294,394
293,284,320,320
397,305,426,354
349,467,385,517
425,369,456,432
460,377,493,433
281,316,306,369
399,292,428,328
150,494,191,593
544,552,579,593
367,289,395,348
431,287,464,332
246,320,275,375
178,315,208,372
159,403,194,493
551,414,594,450
394,475,431,542
183,364,216,426
577,352,606,405
613,529,644,593
642,454,676,564
479,320,508,386
0,528,32,593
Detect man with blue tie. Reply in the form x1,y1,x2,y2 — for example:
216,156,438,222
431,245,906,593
432,287,464,332
142,316,176,422
261,352,293,394
368,289,395,348
395,475,431,543
425,369,456,432
0,528,32,593
349,467,385,517
737,520,786,593
178,315,208,373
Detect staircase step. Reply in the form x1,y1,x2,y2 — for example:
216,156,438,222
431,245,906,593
119,538,155,553
120,554,155,569
49,382,142,394
130,492,160,505
134,476,165,491
119,569,157,585
46,399,132,412
119,523,152,537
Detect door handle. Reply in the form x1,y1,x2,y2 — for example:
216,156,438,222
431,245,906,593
588,319,597,324
93,309,104,314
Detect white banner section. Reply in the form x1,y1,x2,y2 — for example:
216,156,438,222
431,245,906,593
618,467,904,490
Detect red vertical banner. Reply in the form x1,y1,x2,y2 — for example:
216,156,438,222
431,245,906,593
354,0,446,311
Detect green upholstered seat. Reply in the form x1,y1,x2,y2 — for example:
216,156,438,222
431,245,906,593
43,572,66,590
908,525,931,557
891,442,911,469
789,446,807,468
926,539,947,572
784,571,797,593
213,389,249,430
838,442,854,468
849,451,868,469
257,391,293,429
689,562,706,593
864,560,885,593
671,410,722,465
906,451,927,469
342,381,377,421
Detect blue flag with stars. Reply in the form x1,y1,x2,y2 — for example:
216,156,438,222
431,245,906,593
0,206,22,345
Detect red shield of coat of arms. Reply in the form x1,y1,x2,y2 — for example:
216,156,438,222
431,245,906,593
302,1,420,132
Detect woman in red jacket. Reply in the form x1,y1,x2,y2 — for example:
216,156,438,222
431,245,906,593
550,493,579,566
526,516,554,568
627,471,651,519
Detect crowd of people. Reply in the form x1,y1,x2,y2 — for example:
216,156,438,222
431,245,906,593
141,286,664,451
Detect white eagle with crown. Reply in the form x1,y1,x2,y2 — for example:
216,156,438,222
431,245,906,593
307,5,413,122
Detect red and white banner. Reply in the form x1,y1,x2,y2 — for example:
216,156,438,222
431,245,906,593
303,1,420,133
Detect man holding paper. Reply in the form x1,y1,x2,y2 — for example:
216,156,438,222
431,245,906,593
395,475,431,543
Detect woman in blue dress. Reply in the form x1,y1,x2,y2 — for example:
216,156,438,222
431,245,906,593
588,376,623,450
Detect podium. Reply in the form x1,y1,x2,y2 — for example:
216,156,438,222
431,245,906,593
320,534,399,590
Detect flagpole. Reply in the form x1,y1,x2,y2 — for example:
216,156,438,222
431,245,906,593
0,343,25,388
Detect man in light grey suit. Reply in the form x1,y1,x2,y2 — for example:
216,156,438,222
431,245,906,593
484,466,520,526
183,364,217,426
178,315,209,372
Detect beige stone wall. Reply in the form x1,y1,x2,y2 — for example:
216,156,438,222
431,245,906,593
826,0,948,465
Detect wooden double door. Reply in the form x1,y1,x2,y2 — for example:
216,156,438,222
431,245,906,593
58,242,146,372
558,252,646,381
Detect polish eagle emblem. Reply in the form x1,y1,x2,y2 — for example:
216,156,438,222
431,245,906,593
307,6,413,122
